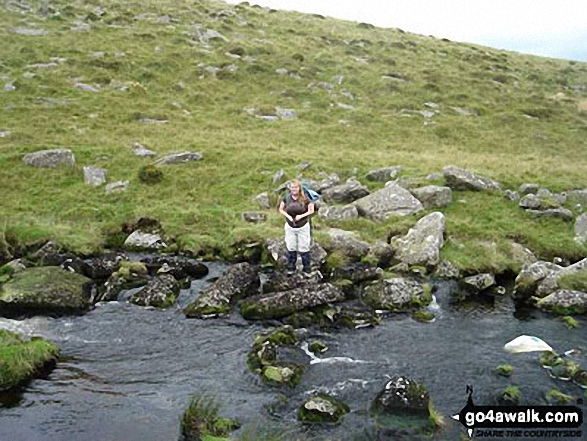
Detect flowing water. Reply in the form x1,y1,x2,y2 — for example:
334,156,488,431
1,264,586,441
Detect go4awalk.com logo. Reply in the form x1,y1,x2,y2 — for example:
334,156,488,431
452,386,584,439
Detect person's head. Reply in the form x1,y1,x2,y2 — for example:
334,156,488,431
289,180,307,203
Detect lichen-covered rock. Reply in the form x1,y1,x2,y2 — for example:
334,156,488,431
460,273,496,295
443,165,501,191
331,263,382,283
372,376,430,416
322,178,369,204
514,261,563,300
527,258,587,299
298,394,350,424
366,240,394,268
365,166,402,182
254,192,271,210
318,204,359,221
509,242,537,271
433,260,461,279
123,231,167,250
409,186,452,209
354,184,423,220
527,208,574,221
0,266,95,316
240,283,345,320
22,149,75,167
129,273,179,308
262,271,323,294
139,255,208,280
326,228,371,260
83,166,107,186
153,151,202,165
242,212,267,223
389,212,445,267
184,262,259,318
97,261,149,302
575,213,587,245
362,278,431,311
305,173,340,192
82,254,124,280
519,183,539,195
536,290,587,315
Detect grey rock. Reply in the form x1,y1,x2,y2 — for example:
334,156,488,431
504,190,520,202
129,274,179,308
262,271,323,294
0,130,10,138
461,273,496,295
275,68,289,75
519,183,539,195
410,185,452,209
318,204,358,221
83,166,107,186
240,282,345,320
433,260,461,279
257,115,279,122
12,28,48,36
537,188,553,198
276,107,297,120
254,192,271,209
4,83,15,92
272,168,285,184
71,23,91,32
510,242,537,268
426,172,443,181
322,178,369,204
326,228,371,260
443,165,501,191
299,395,349,424
5,259,26,273
536,290,587,315
340,89,354,100
140,117,168,124
526,208,574,221
105,180,129,194
450,106,473,116
153,152,203,165
306,173,340,192
366,240,394,268
567,189,587,207
575,213,587,245
365,166,402,182
362,278,431,311
354,184,423,220
132,143,156,157
373,376,430,416
124,231,166,250
75,82,99,92
331,263,382,283
519,194,544,209
22,149,75,167
337,102,355,111
200,28,228,43
389,212,445,267
514,261,563,300
242,212,266,223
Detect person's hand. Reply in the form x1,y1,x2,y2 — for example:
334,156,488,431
287,215,294,223
293,215,299,222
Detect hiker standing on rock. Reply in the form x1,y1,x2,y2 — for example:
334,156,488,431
279,179,315,274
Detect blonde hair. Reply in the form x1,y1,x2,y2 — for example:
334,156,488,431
289,179,308,203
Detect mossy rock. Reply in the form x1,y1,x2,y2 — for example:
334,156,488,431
562,316,579,328
253,326,297,347
180,394,240,441
298,394,350,424
0,266,94,316
138,164,164,184
412,310,435,323
247,326,297,372
498,386,521,405
494,364,514,377
545,389,574,404
0,330,59,391
262,363,304,388
308,340,328,354
572,370,587,388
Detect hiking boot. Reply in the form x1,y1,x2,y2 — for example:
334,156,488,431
300,252,311,274
286,251,297,272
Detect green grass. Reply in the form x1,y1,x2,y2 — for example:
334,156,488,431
180,394,240,441
0,329,59,391
559,271,587,292
0,0,586,270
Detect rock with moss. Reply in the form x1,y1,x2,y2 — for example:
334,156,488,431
322,178,370,204
572,370,587,388
262,270,323,294
184,263,259,318
494,364,514,377
247,326,297,372
330,262,382,283
325,228,371,261
298,394,350,424
180,394,240,441
389,212,445,267
308,340,328,354
353,184,423,220
433,260,460,279
317,204,359,221
27,241,77,267
365,166,402,182
261,364,304,388
409,185,452,209
562,316,579,328
240,283,345,320
372,376,430,418
460,273,496,296
514,261,563,300
0,330,59,392
443,165,501,191
97,261,149,302
365,240,394,268
508,242,538,272
0,266,95,316
575,213,587,245
138,164,163,184
546,389,574,404
129,273,179,308
497,386,521,405
82,254,124,280
140,255,209,280
362,278,431,311
536,290,587,315
412,310,435,323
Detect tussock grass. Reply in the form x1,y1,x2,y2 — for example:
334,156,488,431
0,0,586,268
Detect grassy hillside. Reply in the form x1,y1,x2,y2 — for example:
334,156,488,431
1,0,586,271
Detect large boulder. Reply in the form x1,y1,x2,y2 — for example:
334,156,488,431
459,273,496,296
262,271,323,294
443,165,501,191
575,213,587,244
304,173,340,193
97,261,149,302
239,283,345,320
353,184,423,220
372,376,430,417
409,186,452,209
514,261,563,300
123,231,167,250
326,228,371,261
317,204,359,221
389,212,445,267
184,262,259,318
526,208,574,221
0,266,95,315
331,263,382,283
508,242,537,271
362,278,431,311
266,238,327,270
322,178,369,204
153,151,203,165
129,274,179,308
536,290,587,315
535,258,587,298
365,166,402,182
298,394,350,424
22,149,75,167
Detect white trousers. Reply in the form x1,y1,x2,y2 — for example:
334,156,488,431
284,222,311,252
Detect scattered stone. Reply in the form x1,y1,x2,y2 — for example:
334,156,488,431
322,178,369,204
514,261,563,300
450,106,473,116
504,189,520,202
75,82,99,92
240,283,345,320
4,83,15,92
519,194,551,210
124,231,166,250
254,192,271,210
105,180,129,194
242,212,266,223
340,90,354,100
305,173,340,192
426,172,443,181
276,108,297,120
200,28,229,43
128,274,179,308
519,183,540,195
83,166,107,186
509,242,537,269
0,130,10,138
433,260,461,279
327,228,371,260
257,115,279,122
575,213,587,245
184,263,259,318
526,208,574,221
443,165,501,191
460,273,496,296
272,169,285,184
409,186,452,209
331,263,382,283
262,271,323,295
424,102,439,109
317,204,358,221
153,152,203,165
298,394,350,424
537,290,587,315
365,166,402,182
132,143,156,157
275,68,289,75
12,28,48,36
362,278,431,311
337,102,355,111
366,240,394,268
354,184,423,220
22,149,75,168
140,117,168,124
389,212,445,267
